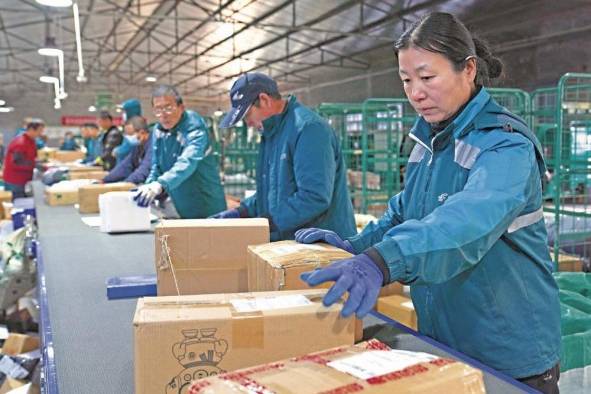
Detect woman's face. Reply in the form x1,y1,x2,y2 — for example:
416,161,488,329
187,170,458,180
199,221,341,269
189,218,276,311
398,46,476,123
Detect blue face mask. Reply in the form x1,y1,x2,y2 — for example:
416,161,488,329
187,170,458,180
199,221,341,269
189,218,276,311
126,134,140,146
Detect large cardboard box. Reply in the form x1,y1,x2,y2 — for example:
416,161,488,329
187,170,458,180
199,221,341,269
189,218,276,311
64,164,103,172
1,333,39,356
376,295,417,330
78,182,135,213
187,339,486,394
155,219,269,296
551,252,584,272
45,187,78,206
247,240,402,297
37,147,57,162
134,289,356,394
54,150,85,162
68,170,108,180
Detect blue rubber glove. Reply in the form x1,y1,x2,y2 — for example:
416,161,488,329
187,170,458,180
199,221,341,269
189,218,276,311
209,208,241,219
300,254,383,318
295,228,354,254
133,181,163,207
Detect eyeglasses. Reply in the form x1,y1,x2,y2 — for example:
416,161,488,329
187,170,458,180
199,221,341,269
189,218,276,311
153,105,177,117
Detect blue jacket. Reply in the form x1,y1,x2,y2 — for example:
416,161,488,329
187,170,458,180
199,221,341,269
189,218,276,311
113,136,134,164
349,89,561,378
104,136,152,184
60,138,79,151
240,96,356,241
147,110,226,218
83,137,101,164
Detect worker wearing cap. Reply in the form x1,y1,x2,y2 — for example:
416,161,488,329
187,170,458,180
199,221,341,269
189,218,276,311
4,119,45,199
212,72,355,241
133,84,226,218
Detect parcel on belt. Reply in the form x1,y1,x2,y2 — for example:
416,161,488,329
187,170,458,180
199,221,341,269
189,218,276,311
155,218,269,296
44,179,95,206
78,182,135,213
54,150,85,162
133,289,356,394
247,240,402,297
188,339,486,394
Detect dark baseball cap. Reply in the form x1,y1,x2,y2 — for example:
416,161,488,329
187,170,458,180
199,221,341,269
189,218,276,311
219,72,279,128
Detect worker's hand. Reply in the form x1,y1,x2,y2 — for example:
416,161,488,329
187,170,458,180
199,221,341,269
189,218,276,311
301,254,383,319
295,228,354,254
209,208,241,219
133,182,163,207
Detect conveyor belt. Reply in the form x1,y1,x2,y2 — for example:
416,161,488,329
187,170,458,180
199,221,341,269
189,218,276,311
33,181,532,393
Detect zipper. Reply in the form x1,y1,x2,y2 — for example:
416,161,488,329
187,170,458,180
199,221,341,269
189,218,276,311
408,133,433,154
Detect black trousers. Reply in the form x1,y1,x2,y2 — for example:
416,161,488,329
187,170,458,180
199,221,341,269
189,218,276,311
518,363,560,394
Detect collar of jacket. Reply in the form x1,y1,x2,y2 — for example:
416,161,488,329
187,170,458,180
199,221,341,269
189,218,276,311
261,95,296,137
410,88,491,150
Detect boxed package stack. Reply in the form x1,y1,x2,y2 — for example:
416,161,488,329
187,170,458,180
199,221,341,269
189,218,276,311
187,339,486,394
37,147,57,162
44,179,95,206
247,240,402,297
78,182,135,213
68,171,108,181
99,192,150,233
155,218,269,296
134,289,356,394
0,333,41,393
376,295,417,330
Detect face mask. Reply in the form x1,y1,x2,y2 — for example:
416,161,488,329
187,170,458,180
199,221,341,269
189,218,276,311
126,134,140,146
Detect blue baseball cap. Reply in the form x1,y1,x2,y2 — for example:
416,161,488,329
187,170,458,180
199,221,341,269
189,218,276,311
219,72,279,128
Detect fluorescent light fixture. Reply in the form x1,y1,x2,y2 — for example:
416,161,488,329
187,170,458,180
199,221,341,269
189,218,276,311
73,3,87,83
88,105,96,112
54,98,62,110
39,76,58,84
36,0,72,6
145,76,157,83
214,109,224,117
115,107,122,113
0,100,5,106
38,48,67,99
0,107,14,113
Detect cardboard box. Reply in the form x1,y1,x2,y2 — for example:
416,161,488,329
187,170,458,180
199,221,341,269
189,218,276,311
44,179,95,206
155,218,269,296
78,182,135,213
551,252,584,272
0,378,26,394
376,295,417,330
68,171,108,181
348,170,381,190
99,191,151,233
37,147,57,162
1,333,39,356
187,339,486,394
54,150,85,162
0,191,12,220
64,164,103,172
247,240,402,297
134,289,356,394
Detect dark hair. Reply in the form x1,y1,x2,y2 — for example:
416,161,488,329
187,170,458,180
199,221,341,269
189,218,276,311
82,122,99,129
394,12,503,86
99,111,113,121
152,84,183,105
26,118,45,130
128,116,149,133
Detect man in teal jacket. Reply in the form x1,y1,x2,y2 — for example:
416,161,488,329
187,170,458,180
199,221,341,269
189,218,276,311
213,72,356,241
133,85,226,218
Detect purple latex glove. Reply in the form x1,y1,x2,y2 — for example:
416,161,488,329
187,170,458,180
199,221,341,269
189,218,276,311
295,228,354,254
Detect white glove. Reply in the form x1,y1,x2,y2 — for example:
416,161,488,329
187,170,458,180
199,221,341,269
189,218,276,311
133,182,163,207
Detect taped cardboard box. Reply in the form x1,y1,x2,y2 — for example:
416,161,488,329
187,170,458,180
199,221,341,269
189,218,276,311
54,150,85,162
247,240,402,297
78,182,135,213
155,218,269,296
188,339,485,394
376,295,417,330
36,148,57,162
134,289,356,394
68,171,108,181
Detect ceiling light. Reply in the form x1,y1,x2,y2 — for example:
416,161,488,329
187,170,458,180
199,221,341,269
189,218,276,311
0,107,14,113
38,47,66,99
88,105,96,112
36,0,73,7
39,76,59,84
38,48,63,57
0,100,5,106
73,2,86,83
145,76,157,83
214,109,224,117
54,98,62,110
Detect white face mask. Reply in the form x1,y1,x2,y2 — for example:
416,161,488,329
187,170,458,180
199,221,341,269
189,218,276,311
126,134,140,146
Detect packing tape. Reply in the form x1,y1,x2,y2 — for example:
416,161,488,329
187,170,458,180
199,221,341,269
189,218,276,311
230,309,265,349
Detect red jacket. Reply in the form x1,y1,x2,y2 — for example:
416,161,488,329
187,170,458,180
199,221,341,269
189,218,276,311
3,133,37,185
